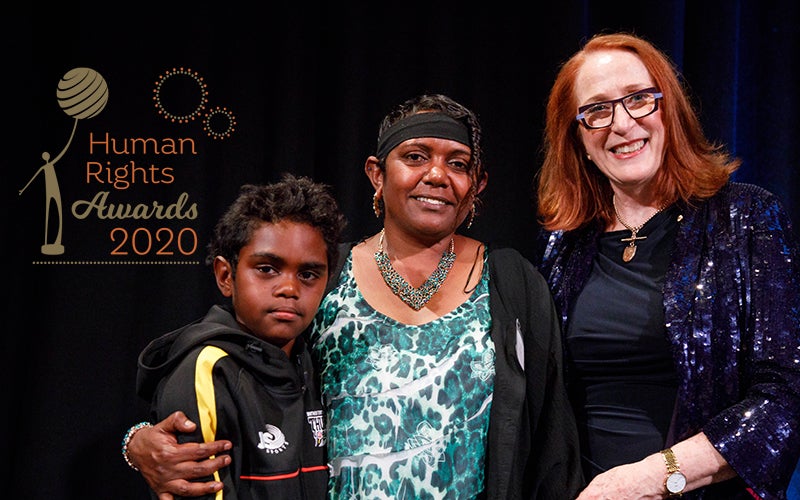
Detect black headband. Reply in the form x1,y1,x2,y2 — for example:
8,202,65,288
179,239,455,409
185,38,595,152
375,112,471,159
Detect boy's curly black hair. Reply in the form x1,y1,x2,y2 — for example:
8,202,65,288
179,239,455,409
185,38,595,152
207,173,347,274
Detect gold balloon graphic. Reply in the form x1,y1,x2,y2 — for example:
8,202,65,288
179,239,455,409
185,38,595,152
56,67,109,120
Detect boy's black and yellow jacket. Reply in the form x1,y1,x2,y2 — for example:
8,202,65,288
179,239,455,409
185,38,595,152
136,304,328,500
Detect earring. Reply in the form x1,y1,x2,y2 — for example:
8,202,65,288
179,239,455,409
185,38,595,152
586,153,592,161
466,203,476,229
373,192,382,218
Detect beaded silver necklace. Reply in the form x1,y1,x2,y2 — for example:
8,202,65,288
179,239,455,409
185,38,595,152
374,228,456,310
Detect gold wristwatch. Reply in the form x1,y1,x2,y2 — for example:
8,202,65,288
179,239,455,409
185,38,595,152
660,448,687,496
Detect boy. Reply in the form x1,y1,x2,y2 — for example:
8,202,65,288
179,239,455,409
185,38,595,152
133,174,346,499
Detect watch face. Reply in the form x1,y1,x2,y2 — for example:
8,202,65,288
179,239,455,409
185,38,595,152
666,471,687,493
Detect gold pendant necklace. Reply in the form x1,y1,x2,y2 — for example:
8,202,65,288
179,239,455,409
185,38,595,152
374,228,456,310
613,194,663,263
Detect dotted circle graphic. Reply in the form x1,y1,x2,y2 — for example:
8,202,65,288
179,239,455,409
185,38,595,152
204,106,237,140
153,67,208,123
152,67,236,139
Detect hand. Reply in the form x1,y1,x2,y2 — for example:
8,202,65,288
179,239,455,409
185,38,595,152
128,411,232,500
575,457,664,500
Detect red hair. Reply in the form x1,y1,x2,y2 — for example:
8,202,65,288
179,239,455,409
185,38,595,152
536,32,739,231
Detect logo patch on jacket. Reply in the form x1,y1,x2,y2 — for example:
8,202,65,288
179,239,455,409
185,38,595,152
307,410,326,447
257,424,288,453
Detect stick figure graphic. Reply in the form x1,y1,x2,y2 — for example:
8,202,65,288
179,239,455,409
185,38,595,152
20,67,108,255
19,122,77,254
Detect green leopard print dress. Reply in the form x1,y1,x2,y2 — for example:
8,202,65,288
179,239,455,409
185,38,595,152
310,249,494,499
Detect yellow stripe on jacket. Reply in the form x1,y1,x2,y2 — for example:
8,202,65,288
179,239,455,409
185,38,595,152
195,345,228,499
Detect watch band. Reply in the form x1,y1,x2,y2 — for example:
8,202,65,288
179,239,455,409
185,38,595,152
661,448,680,474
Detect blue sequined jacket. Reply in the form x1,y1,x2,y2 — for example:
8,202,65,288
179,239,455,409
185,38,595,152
537,182,800,500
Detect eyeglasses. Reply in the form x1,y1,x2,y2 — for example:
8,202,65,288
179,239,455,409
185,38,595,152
575,87,663,129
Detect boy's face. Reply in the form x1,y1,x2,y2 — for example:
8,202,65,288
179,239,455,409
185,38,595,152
214,220,329,355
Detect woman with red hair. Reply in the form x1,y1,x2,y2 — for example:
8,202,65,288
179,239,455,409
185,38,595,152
536,32,800,499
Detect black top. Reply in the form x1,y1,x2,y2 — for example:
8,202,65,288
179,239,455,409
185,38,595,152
566,207,679,480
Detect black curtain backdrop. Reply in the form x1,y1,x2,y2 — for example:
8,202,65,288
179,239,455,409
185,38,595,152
8,2,799,498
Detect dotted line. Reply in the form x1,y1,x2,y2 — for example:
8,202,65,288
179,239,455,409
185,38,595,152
32,261,202,265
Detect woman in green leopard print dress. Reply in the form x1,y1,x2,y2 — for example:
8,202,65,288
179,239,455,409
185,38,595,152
309,94,582,499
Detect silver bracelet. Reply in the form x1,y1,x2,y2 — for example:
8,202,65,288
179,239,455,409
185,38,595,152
121,422,152,471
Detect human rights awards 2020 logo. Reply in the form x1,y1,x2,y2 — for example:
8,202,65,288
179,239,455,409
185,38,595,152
21,66,237,264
